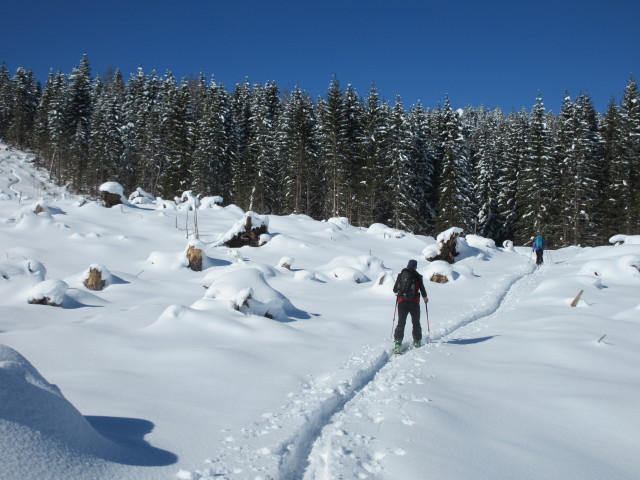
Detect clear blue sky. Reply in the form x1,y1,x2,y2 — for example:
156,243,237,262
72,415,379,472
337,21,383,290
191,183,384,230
2,0,638,113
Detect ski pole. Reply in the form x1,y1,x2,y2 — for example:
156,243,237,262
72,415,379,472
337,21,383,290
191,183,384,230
391,298,398,340
425,301,431,344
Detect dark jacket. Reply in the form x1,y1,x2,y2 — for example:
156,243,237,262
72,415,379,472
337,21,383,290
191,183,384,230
393,268,427,303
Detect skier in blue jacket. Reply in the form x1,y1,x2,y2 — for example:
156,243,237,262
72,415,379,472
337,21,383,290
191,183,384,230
532,235,546,265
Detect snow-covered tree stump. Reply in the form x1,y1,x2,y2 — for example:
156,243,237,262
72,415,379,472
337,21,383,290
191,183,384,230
430,273,449,284
186,245,203,272
84,267,106,291
223,213,269,248
426,228,462,264
99,182,125,208
27,279,68,307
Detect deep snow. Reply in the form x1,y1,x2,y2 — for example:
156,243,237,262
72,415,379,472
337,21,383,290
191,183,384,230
0,144,639,480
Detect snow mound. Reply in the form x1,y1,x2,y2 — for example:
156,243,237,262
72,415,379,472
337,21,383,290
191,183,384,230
609,234,640,245
366,223,405,239
203,268,304,320
577,255,640,281
465,234,497,250
320,255,388,283
99,182,124,196
0,344,118,458
199,196,223,209
128,188,155,205
424,260,457,282
26,279,69,305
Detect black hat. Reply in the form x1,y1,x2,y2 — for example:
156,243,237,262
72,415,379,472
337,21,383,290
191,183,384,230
407,259,418,269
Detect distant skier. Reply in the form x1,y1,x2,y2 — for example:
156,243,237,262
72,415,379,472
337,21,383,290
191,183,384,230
532,235,546,265
393,259,428,351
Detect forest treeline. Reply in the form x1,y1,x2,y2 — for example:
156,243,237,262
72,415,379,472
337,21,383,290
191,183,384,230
1,56,639,246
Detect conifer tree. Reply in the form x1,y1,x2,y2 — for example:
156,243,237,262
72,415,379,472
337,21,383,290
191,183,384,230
407,103,436,235
434,96,473,233
601,98,627,235
66,56,93,191
359,83,390,225
317,77,348,219
0,64,11,141
619,76,640,232
157,73,193,198
496,110,527,243
516,94,552,243
278,86,321,216
7,67,39,149
191,78,233,199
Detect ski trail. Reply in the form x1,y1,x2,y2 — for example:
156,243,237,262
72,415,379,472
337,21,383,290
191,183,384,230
276,350,389,480
193,262,539,480
303,263,545,480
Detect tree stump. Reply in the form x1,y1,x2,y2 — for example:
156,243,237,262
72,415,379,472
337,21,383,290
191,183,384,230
224,216,269,248
427,233,459,264
28,296,61,307
101,191,123,208
430,273,449,284
187,245,203,271
84,268,106,291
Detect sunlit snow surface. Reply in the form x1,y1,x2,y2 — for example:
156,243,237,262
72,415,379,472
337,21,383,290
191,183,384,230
1,144,639,480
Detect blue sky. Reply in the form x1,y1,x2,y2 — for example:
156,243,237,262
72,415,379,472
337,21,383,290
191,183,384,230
2,0,638,113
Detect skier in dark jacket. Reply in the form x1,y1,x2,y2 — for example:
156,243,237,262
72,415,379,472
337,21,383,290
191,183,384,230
532,235,546,265
393,259,428,350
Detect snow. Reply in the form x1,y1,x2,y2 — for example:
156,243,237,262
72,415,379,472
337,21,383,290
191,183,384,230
1,143,639,480
99,182,124,196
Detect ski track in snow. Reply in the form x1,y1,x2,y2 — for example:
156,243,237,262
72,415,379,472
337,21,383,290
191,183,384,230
196,262,541,480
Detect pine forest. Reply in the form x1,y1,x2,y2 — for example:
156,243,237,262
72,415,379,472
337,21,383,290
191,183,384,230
1,56,639,247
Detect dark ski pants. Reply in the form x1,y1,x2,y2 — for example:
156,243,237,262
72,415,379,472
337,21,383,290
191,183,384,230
394,301,422,343
535,249,544,265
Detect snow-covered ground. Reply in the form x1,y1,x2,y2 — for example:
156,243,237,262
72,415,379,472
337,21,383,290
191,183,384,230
0,143,639,480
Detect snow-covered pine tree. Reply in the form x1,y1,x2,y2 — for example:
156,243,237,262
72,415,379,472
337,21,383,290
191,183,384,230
0,64,11,141
157,73,193,199
247,82,282,214
434,96,473,233
229,80,254,209
387,95,418,231
46,70,70,182
619,76,640,232
496,110,527,243
407,103,436,235
473,109,504,239
191,77,233,199
278,86,321,217
317,76,348,219
66,56,93,191
6,67,38,149
88,76,125,195
516,94,552,244
558,93,604,245
358,83,390,226
601,98,627,235
341,84,364,224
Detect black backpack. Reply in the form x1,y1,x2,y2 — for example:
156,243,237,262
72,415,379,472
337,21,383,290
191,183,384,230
395,269,417,300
